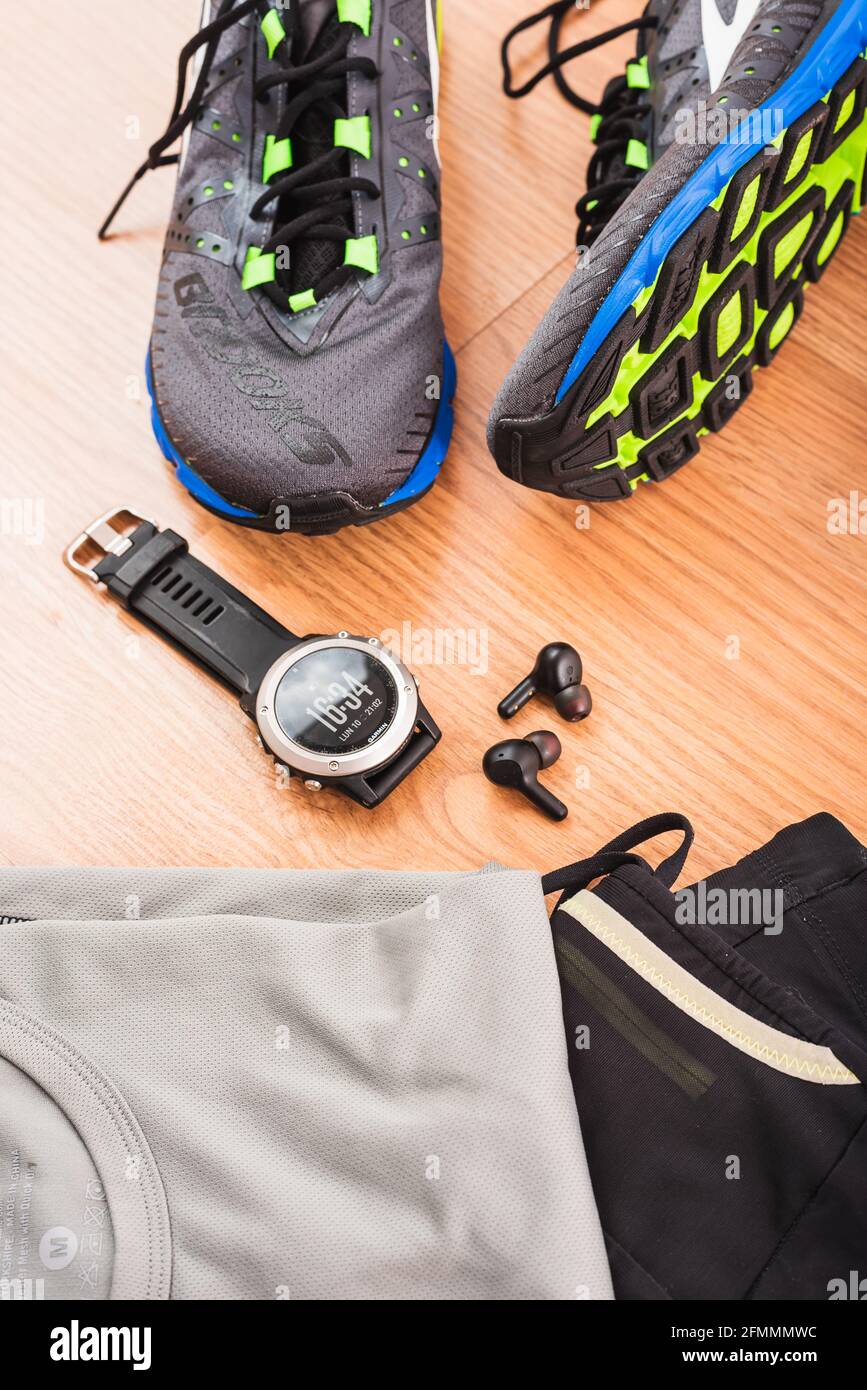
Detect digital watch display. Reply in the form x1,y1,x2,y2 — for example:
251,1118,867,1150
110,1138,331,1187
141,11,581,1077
272,647,398,755
66,509,441,808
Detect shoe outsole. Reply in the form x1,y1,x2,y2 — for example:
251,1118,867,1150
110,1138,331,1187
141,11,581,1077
494,44,867,503
146,343,457,536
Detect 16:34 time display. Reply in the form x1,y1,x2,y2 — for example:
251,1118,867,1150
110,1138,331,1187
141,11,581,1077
306,670,379,735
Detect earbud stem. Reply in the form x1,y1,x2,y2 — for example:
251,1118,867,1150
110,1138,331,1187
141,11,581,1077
497,677,535,719
527,782,569,822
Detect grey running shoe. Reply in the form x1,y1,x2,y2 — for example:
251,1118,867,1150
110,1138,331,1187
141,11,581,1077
489,0,867,502
101,0,455,536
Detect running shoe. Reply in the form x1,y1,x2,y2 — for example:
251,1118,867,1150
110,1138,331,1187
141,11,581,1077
489,0,867,501
101,0,454,535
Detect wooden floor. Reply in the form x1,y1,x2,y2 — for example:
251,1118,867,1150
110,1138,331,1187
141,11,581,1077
2,1,866,882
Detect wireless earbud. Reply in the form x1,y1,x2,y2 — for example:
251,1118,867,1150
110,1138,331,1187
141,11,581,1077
482,730,568,822
498,643,592,723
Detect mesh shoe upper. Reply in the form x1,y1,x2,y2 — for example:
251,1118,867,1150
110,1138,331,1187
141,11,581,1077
147,0,445,519
488,0,832,447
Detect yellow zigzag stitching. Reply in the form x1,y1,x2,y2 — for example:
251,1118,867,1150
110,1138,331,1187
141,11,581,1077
574,907,857,1084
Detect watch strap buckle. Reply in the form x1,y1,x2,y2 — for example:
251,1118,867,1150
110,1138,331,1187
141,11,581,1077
65,507,153,582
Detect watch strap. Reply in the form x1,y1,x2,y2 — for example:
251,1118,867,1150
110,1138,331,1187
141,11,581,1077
67,509,441,808
81,514,297,695
342,705,441,808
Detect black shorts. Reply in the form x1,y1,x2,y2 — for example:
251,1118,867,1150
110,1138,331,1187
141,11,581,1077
546,813,867,1301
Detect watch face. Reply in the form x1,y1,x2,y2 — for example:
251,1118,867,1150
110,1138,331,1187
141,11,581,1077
273,645,401,757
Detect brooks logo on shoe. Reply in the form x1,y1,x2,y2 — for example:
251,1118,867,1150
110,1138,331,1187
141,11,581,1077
173,271,352,470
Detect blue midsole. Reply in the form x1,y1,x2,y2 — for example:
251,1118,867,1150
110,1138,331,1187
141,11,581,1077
556,0,867,403
381,340,457,506
145,340,457,522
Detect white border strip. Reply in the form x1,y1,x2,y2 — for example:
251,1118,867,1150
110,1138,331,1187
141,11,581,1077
562,891,858,1086
425,0,442,169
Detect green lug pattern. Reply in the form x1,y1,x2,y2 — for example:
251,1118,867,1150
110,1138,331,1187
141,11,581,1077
577,55,867,487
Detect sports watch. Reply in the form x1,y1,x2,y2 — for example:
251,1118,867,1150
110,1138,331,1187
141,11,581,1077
65,509,440,808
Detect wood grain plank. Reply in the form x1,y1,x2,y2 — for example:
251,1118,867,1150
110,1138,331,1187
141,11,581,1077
0,0,865,888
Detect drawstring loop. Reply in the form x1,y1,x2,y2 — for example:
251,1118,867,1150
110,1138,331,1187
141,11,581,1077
542,813,694,896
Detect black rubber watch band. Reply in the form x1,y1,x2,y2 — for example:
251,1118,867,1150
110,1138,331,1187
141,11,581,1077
67,509,441,808
341,707,441,808
93,521,298,695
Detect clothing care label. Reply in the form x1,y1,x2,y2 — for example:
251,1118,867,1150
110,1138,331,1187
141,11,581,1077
1,1143,39,1296
1,1060,114,1300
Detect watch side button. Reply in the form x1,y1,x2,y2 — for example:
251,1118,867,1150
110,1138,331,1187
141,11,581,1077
304,779,323,791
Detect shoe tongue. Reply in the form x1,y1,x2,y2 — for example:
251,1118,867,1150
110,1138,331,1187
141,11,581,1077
283,5,352,295
298,0,338,50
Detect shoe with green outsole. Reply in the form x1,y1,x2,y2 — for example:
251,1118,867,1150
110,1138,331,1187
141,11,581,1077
490,0,867,501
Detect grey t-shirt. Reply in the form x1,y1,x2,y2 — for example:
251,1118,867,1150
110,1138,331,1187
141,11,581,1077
0,864,612,1301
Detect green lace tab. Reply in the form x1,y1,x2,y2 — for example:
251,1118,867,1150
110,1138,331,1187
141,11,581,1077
289,289,318,313
334,115,372,158
336,0,372,37
589,113,602,142
263,134,294,182
626,55,650,90
343,234,379,275
261,9,287,59
625,138,649,170
242,246,277,290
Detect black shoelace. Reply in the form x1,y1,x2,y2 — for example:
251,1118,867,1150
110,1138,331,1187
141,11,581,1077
99,0,381,308
502,0,658,247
